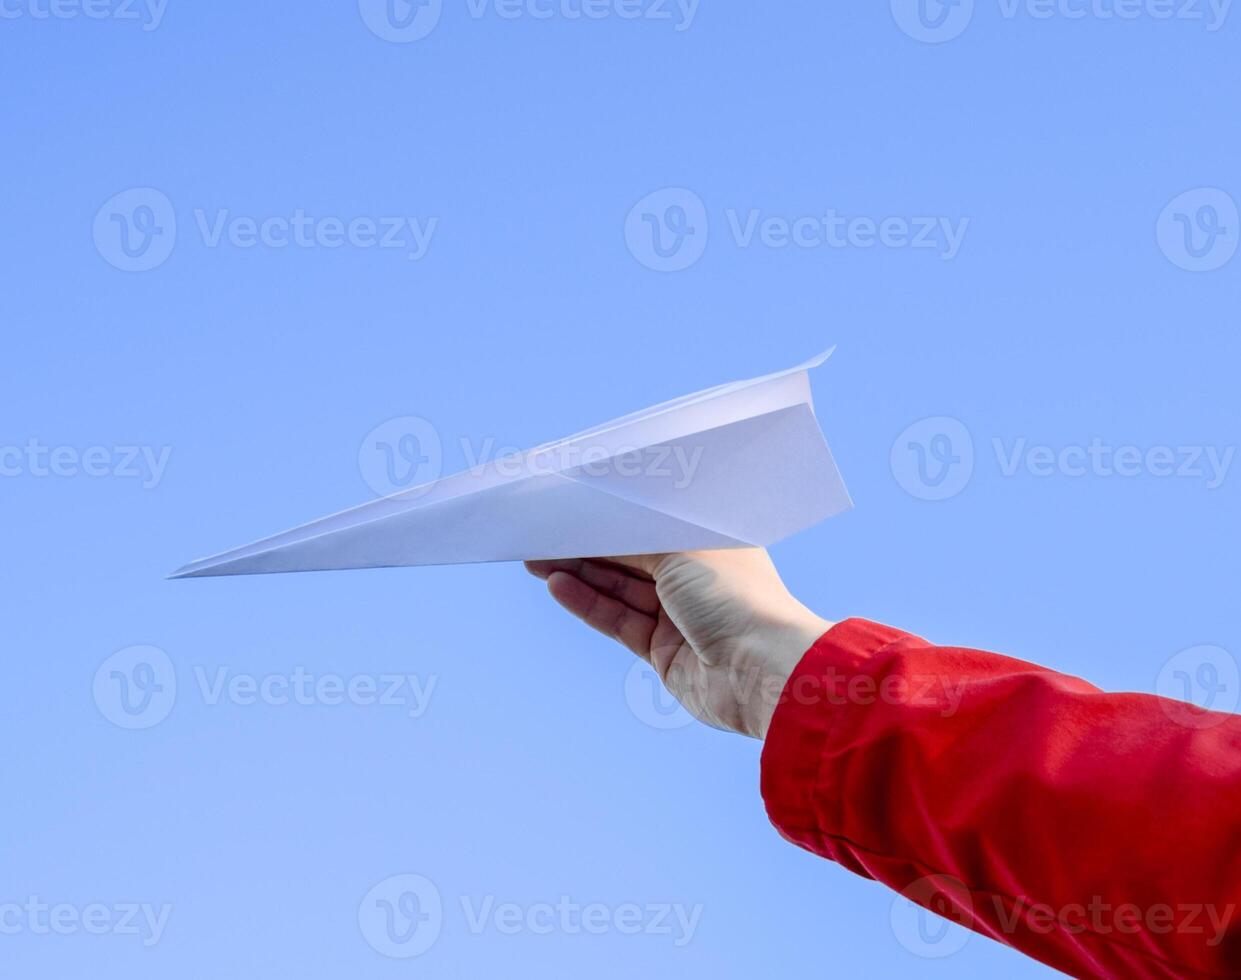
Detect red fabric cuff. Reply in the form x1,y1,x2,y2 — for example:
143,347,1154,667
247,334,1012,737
759,617,909,859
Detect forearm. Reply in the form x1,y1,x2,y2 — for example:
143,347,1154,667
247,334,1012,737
761,619,1241,978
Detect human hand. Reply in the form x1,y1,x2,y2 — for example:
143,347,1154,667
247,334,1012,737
525,549,832,739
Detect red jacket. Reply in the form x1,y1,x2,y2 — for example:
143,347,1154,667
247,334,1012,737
761,619,1241,979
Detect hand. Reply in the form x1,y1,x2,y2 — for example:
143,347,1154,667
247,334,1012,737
525,549,832,739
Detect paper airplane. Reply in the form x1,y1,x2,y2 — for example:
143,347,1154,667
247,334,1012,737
171,350,851,578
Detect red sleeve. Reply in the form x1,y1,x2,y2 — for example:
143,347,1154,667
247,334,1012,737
761,618,1241,979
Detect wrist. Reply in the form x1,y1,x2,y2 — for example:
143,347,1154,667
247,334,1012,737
741,605,833,740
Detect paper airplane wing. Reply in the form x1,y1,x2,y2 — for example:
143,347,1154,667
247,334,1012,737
171,349,851,577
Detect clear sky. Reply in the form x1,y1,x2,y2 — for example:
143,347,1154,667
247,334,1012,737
2,1,1238,976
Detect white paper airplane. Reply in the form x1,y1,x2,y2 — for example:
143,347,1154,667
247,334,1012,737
170,349,852,578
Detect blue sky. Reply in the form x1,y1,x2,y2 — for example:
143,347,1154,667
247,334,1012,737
1,2,1238,976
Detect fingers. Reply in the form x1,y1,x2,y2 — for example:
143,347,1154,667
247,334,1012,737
545,571,656,659
524,559,660,614
524,558,571,580
604,554,667,578
526,554,670,582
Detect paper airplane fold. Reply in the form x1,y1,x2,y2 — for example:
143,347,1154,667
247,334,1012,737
171,349,851,578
